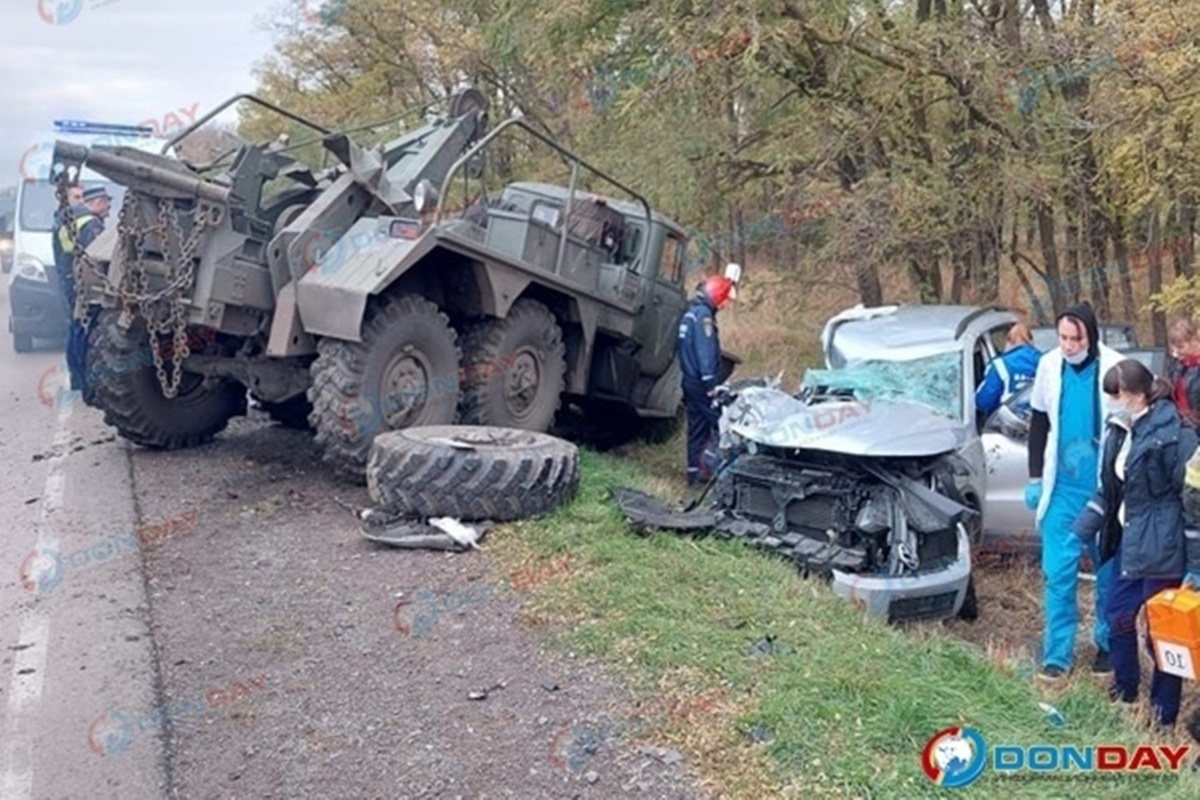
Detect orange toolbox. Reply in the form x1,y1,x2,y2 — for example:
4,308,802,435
1146,587,1200,680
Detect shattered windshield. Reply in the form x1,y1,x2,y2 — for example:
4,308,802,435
802,350,963,421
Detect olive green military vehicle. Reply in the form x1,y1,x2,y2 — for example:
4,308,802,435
51,88,699,480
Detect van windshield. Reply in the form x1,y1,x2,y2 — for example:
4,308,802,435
18,181,127,233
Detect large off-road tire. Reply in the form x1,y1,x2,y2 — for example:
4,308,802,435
458,299,567,432
256,394,314,430
87,311,246,449
309,294,462,482
367,425,580,521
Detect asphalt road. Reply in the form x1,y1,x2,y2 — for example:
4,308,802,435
0,278,164,798
0,278,707,800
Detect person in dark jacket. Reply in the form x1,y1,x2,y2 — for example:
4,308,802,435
53,185,111,400
677,274,736,485
1073,358,1200,727
1167,318,1200,428
976,322,1043,417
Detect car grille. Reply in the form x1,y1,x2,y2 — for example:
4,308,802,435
887,590,959,623
736,483,841,533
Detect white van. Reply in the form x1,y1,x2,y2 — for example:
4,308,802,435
7,120,175,352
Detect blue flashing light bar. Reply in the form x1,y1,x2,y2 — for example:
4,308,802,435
53,119,155,136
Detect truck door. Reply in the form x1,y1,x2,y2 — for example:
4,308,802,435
635,230,688,376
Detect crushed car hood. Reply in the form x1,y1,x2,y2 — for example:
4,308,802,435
724,386,967,457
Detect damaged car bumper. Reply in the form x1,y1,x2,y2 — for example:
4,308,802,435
830,524,972,623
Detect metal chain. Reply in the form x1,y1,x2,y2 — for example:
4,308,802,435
54,171,220,398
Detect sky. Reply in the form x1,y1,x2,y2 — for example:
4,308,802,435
0,0,323,190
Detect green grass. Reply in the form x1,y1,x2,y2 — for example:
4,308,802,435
494,448,1200,798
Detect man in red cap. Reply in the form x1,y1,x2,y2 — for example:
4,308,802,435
677,274,736,485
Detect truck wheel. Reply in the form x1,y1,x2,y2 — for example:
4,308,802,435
367,425,579,521
458,299,566,432
309,294,461,482
87,311,246,449
256,394,313,430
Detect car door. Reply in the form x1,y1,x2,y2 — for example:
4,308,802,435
981,384,1038,555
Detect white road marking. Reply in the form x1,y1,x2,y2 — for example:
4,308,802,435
1,402,73,800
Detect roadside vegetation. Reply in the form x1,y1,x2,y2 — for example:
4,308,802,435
231,3,1200,794
253,0,1200,340
489,445,1200,798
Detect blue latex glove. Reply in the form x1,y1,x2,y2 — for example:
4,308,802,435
1183,572,1200,591
1024,480,1043,511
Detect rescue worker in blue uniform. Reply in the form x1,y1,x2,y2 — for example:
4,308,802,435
976,322,1043,419
52,185,111,400
1026,302,1123,680
678,275,736,485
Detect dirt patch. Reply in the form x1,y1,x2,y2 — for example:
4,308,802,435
129,413,712,799
937,558,1200,734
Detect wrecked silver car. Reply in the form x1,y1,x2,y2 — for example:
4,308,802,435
618,305,1023,623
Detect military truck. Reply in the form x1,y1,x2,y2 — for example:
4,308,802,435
51,87,699,480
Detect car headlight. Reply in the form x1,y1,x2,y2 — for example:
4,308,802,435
413,179,439,214
0,239,13,253
15,253,48,283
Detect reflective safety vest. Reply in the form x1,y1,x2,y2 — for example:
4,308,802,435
56,214,96,254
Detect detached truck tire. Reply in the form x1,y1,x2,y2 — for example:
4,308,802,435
367,425,580,521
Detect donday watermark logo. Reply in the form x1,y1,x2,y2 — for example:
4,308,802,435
922,725,1191,785
88,674,266,757
299,0,347,25
37,0,83,25
922,727,988,788
87,709,135,757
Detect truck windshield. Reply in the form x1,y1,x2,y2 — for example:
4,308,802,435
18,181,127,233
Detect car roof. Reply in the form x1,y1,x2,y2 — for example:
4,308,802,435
823,305,1018,364
506,182,685,234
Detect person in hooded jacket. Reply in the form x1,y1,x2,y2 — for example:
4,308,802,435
1167,318,1200,428
1072,358,1200,727
1025,302,1125,680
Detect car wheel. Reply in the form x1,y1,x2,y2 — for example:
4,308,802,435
957,575,979,621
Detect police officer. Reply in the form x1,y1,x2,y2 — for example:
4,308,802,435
678,274,736,485
52,185,111,399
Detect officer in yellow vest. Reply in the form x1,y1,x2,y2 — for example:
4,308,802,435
52,185,111,399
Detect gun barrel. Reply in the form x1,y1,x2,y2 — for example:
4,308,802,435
51,141,232,205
